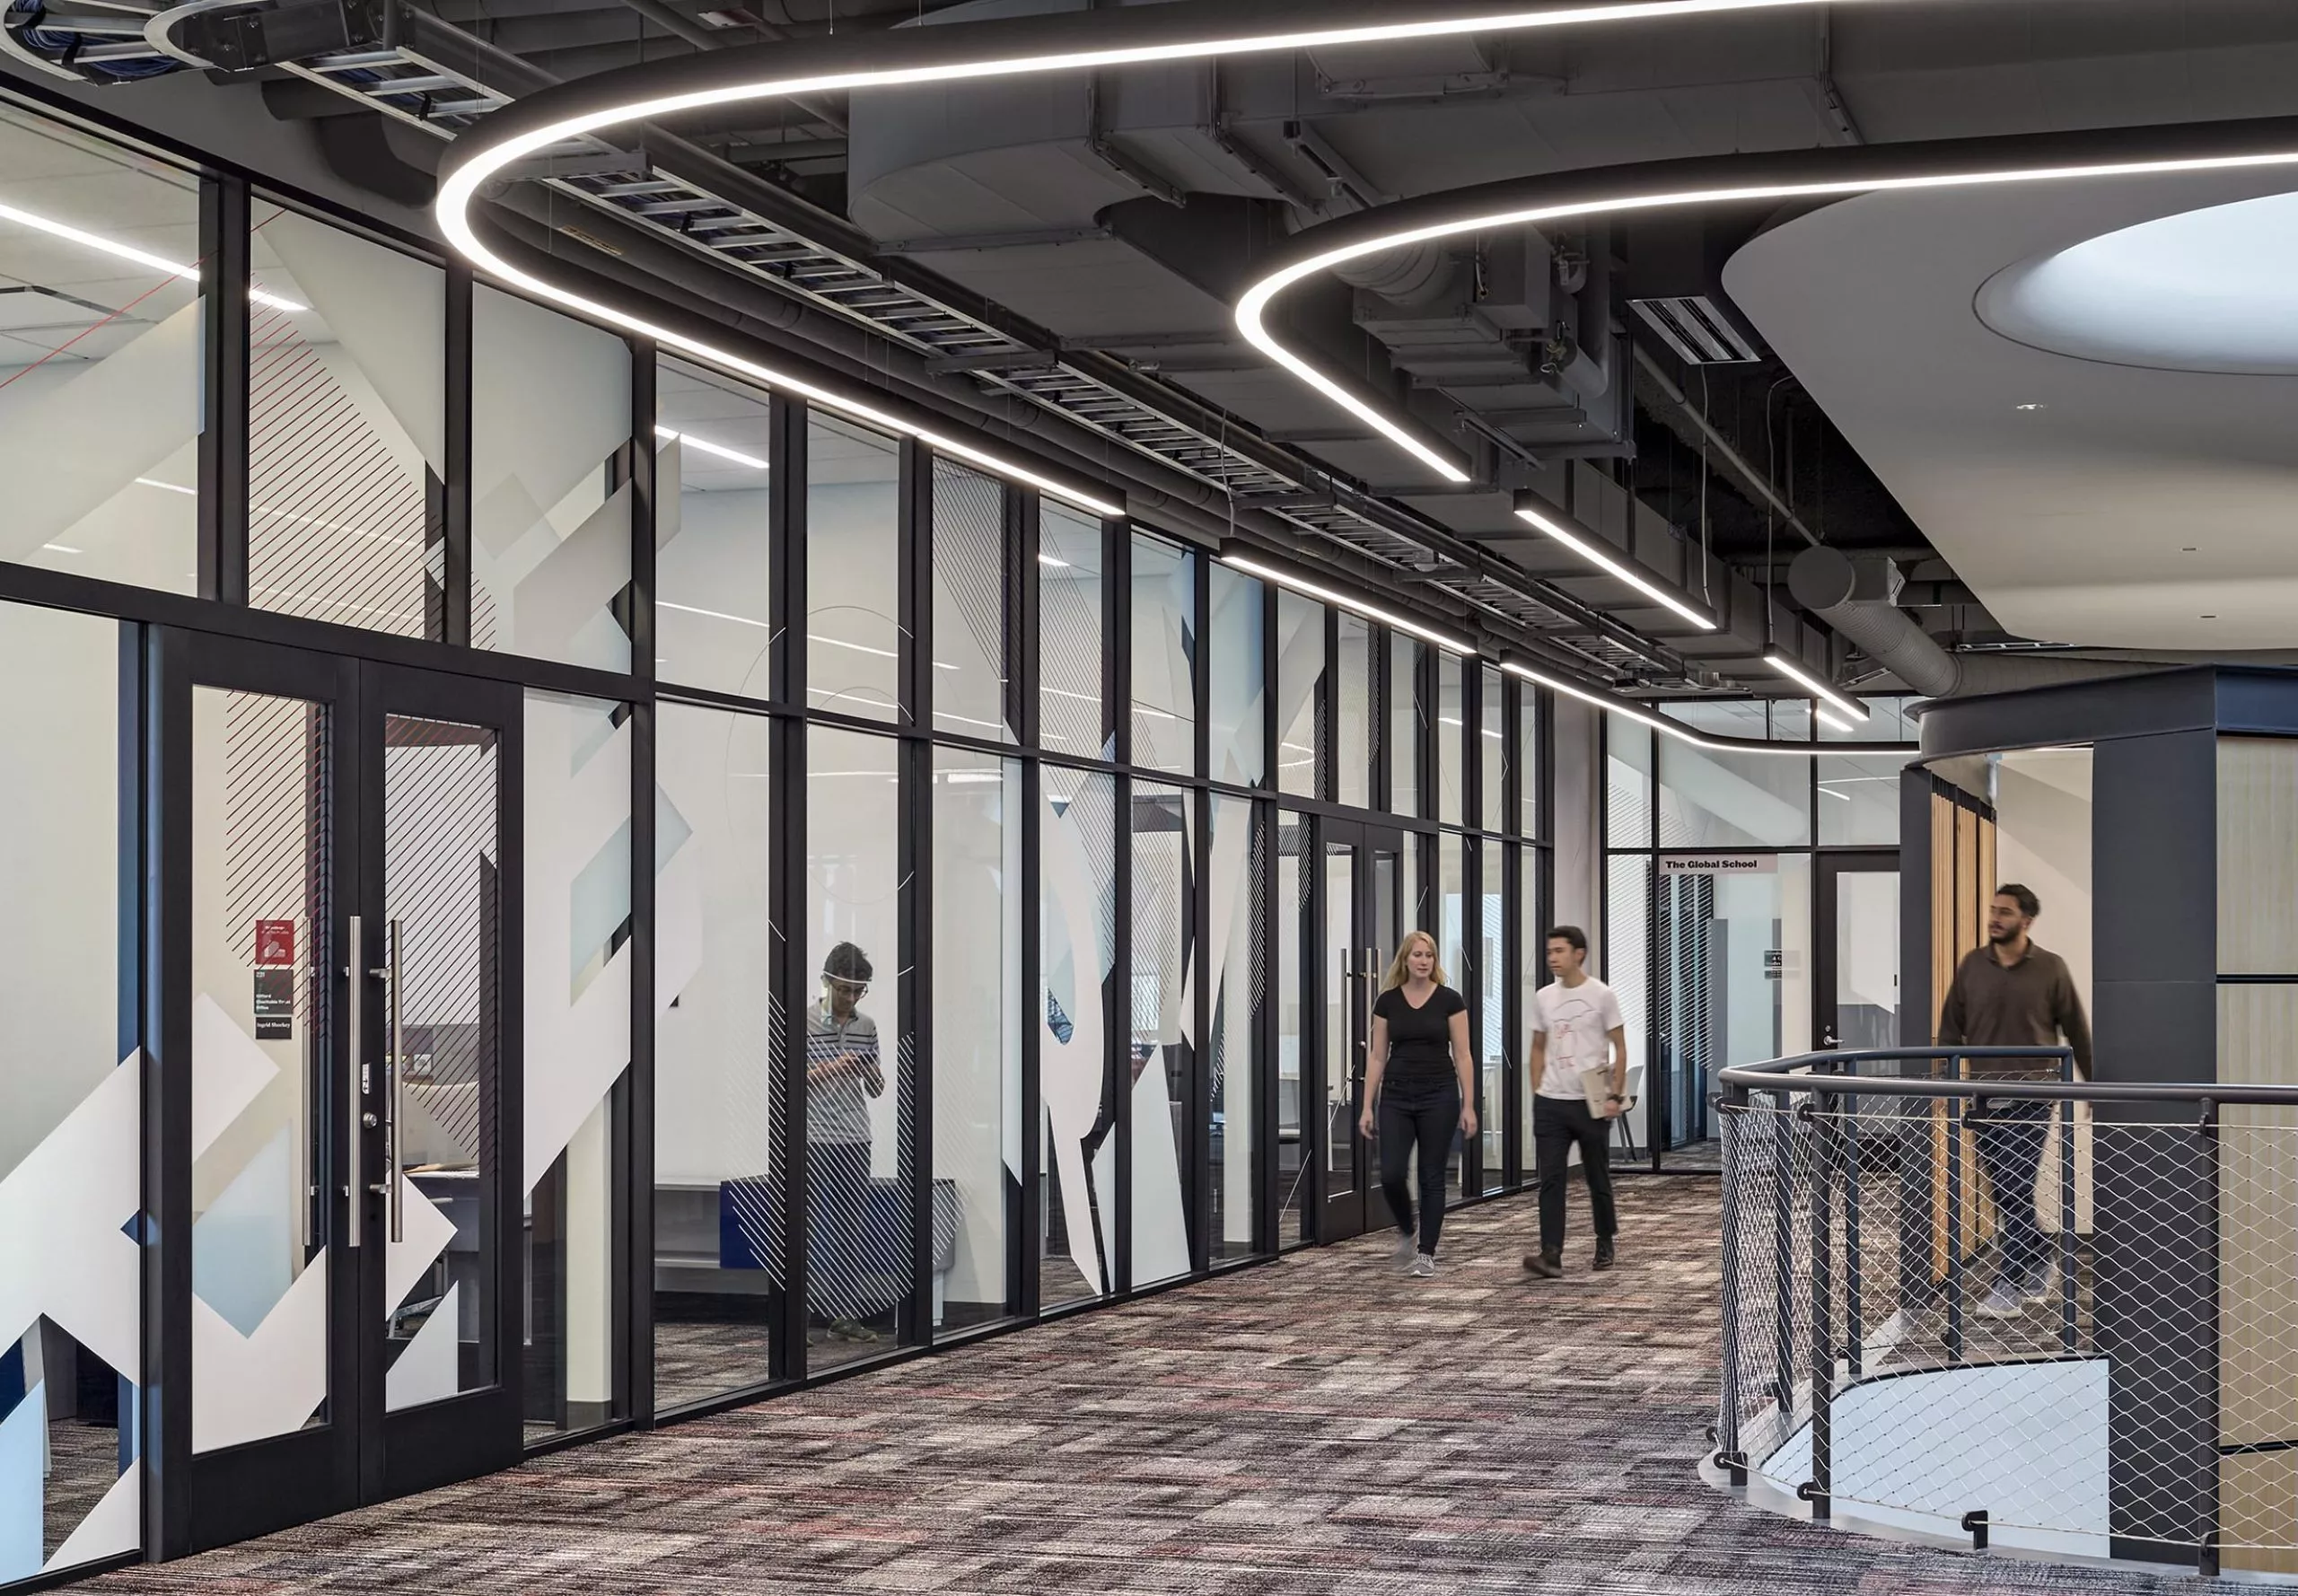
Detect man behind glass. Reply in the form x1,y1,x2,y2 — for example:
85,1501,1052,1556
807,942,884,1340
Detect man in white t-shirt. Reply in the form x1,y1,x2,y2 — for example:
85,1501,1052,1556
1524,925,1627,1278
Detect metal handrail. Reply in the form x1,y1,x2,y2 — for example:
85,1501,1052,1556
1717,1046,2298,1106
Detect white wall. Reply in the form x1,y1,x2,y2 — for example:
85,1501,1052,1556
1995,749,2094,1014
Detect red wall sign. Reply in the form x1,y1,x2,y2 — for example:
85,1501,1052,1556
254,919,296,968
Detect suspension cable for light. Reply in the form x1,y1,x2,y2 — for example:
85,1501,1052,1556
1513,494,1715,631
1763,649,1868,729
433,0,1901,516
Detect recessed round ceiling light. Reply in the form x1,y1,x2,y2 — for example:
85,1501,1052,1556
1977,189,2298,374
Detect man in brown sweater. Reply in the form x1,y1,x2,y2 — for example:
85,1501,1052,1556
1937,882,2092,1320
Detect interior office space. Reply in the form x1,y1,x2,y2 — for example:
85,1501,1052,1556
5,0,2298,1589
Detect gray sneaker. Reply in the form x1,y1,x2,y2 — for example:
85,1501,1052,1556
2023,1262,2060,1304
1408,1252,1437,1279
1392,1230,1418,1271
1973,1278,2025,1319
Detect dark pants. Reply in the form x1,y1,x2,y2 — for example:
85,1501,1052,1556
1534,1095,1618,1257
808,1140,875,1320
1975,1099,2052,1286
1379,1078,1460,1256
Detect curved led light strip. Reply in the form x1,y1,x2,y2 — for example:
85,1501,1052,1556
1238,125,2298,481
1499,659,1916,759
433,0,1890,517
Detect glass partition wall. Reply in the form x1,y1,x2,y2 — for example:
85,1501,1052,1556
0,89,1555,1590
1601,698,1909,1171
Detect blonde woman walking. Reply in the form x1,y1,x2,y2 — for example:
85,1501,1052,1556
1358,929,1477,1277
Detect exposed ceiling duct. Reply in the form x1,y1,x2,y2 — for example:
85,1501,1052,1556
1788,546,2155,698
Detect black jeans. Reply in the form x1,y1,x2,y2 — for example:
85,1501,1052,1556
1378,1077,1460,1255
1975,1098,2053,1286
1534,1094,1618,1257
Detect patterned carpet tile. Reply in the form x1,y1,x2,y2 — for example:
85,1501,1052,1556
92,1183,2240,1594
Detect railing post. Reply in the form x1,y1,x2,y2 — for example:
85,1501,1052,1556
1844,1088,1863,1381
1807,1100,1833,1523
2059,1096,2079,1354
1946,1089,1965,1362
1772,1087,1798,1416
1717,1076,1750,1485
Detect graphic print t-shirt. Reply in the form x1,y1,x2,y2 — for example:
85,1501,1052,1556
1532,978,1624,1101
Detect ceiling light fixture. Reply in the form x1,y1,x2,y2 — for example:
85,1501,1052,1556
1513,495,1715,630
1237,128,2298,479
434,1,1897,510
1763,650,1868,724
0,199,308,312
655,424,768,469
1497,657,1914,759
1218,548,1477,655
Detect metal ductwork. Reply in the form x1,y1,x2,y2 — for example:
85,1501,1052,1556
1788,546,2154,698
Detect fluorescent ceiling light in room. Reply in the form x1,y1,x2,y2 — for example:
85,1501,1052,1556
1763,650,1868,723
1513,495,1715,630
1218,548,1477,655
655,425,767,469
0,199,306,312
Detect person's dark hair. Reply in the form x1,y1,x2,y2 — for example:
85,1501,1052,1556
822,942,873,985
1546,925,1589,955
1995,883,2040,919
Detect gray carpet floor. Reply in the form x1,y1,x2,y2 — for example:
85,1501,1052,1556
92,1181,2237,1593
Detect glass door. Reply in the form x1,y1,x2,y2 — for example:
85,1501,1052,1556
1317,818,1402,1241
1816,853,1900,1053
163,633,522,1551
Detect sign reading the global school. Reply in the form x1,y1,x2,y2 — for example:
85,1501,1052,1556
1658,854,1778,875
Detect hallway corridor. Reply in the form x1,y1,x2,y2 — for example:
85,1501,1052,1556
96,1185,2218,1594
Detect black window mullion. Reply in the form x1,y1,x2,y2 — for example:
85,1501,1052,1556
441,265,473,646
1319,605,1338,805
626,339,658,1415
1009,487,1035,745
1111,769,1134,1294
767,393,808,1377
1017,756,1043,1318
1189,784,1211,1275
197,175,250,607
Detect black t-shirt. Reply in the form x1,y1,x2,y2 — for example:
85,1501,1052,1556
1373,984,1467,1088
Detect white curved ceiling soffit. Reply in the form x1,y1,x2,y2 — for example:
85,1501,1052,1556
1724,167,2298,652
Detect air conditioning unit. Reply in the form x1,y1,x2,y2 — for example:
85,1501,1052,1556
1628,294,1760,365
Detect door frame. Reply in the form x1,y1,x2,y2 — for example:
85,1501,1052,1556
1311,815,1405,1242
1814,849,1901,1054
145,628,525,1554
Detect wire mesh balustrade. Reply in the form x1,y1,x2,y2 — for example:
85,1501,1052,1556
1714,1048,2298,1578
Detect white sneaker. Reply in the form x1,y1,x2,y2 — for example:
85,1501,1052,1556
1973,1279,2025,1319
1393,1230,1418,1271
1408,1252,1436,1279
2023,1263,2059,1304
